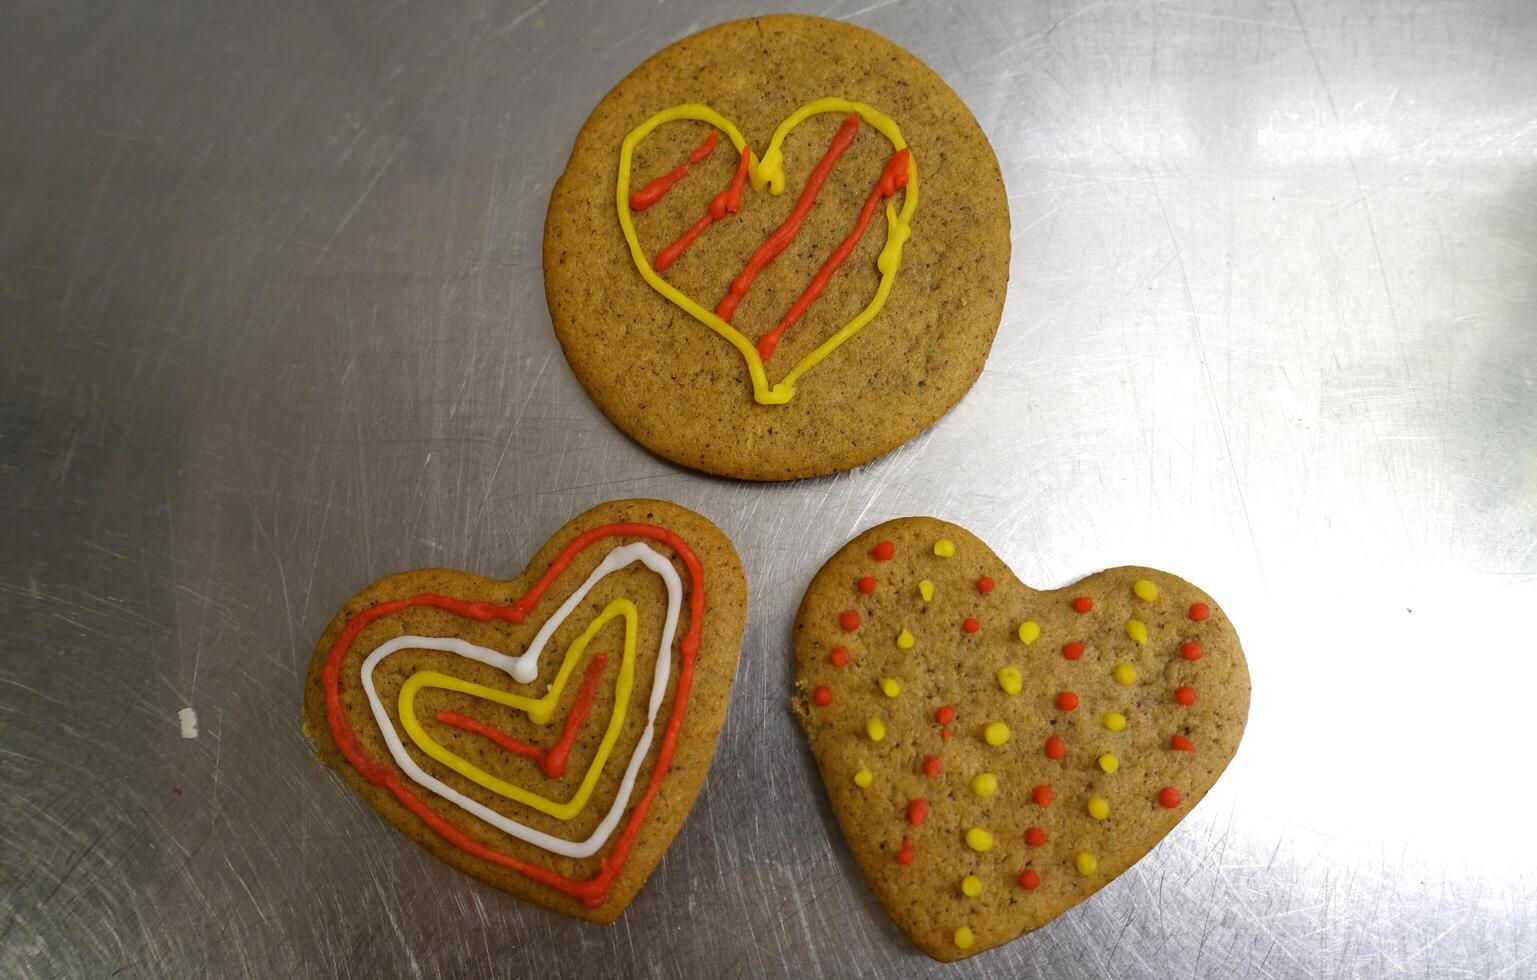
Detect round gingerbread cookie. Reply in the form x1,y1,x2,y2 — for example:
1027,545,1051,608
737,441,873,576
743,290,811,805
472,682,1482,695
544,15,1010,481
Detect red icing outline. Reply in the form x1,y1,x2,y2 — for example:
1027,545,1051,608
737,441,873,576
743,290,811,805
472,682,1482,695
322,522,706,909
434,652,609,780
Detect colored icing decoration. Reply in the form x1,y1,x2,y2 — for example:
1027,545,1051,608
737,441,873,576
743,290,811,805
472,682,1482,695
858,575,877,594
872,540,896,561
896,629,915,650
628,129,717,211
935,705,956,725
866,717,887,741
1032,784,1053,807
1086,796,1110,820
1113,663,1137,685
1071,596,1093,614
879,677,903,698
617,98,920,405
919,580,935,601
977,576,995,594
755,146,912,360
1189,602,1211,621
812,685,833,706
1175,686,1197,705
1098,753,1120,774
1103,712,1128,732
962,617,980,634
970,772,998,798
839,609,862,631
941,727,953,742
1062,641,1085,661
359,542,679,855
1181,641,1204,661
961,875,983,898
984,722,1011,746
1133,579,1159,602
854,768,874,788
1125,619,1148,645
1171,734,1196,752
954,926,975,950
907,798,929,826
1055,691,1079,711
1076,852,1098,876
1019,869,1040,890
966,827,995,852
1018,621,1040,644
1025,827,1047,847
896,838,915,865
922,754,944,776
1159,787,1183,808
997,666,1023,695
829,646,850,667
1044,735,1066,760
934,538,956,558
324,523,704,908
652,148,751,273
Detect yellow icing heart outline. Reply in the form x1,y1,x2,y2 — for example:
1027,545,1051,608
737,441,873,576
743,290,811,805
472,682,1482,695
617,97,920,405
397,597,637,821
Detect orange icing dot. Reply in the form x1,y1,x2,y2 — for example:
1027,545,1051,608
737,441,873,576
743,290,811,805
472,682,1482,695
1181,641,1203,660
839,609,861,631
1019,868,1041,890
1159,787,1183,808
1189,602,1211,621
1056,691,1079,711
1062,641,1085,661
962,617,981,634
872,540,895,561
1025,826,1047,847
1175,686,1197,705
1072,596,1093,614
977,576,995,594
812,686,832,707
907,798,929,826
829,646,850,667
922,755,943,777
896,838,915,865
1171,734,1196,752
1044,735,1066,760
857,575,877,594
935,705,956,725
1032,784,1053,806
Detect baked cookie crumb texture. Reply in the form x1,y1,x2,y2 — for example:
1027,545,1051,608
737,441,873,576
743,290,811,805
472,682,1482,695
793,518,1249,960
302,499,746,922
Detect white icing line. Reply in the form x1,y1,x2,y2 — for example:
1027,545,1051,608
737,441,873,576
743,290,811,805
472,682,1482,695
178,707,198,739
359,542,682,859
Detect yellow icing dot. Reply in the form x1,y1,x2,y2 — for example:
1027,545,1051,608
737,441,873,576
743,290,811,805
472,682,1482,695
879,677,902,698
919,580,935,602
1098,753,1120,774
983,721,1011,746
961,875,983,898
1076,851,1098,876
970,772,998,798
896,629,915,650
1087,796,1110,820
934,538,956,558
1113,663,1137,685
966,827,994,852
996,666,1023,696
865,717,886,742
853,768,873,788
1125,619,1149,645
1133,579,1159,602
1103,712,1128,732
1017,620,1040,644
954,926,975,949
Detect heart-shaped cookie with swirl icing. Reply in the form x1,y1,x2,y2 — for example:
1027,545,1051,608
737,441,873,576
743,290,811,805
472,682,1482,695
793,518,1250,960
303,499,746,921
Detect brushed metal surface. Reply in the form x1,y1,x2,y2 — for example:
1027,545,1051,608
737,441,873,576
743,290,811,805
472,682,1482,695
3,0,1535,977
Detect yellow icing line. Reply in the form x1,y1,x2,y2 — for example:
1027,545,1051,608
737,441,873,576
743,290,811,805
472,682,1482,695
617,97,920,405
397,598,637,821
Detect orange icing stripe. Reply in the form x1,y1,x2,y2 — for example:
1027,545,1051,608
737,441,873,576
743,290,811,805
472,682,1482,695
715,113,861,323
434,651,609,780
322,523,706,908
629,130,718,211
756,147,910,360
654,149,751,273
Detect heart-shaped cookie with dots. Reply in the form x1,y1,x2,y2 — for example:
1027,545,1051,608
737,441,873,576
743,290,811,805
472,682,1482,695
793,518,1250,961
302,499,746,922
